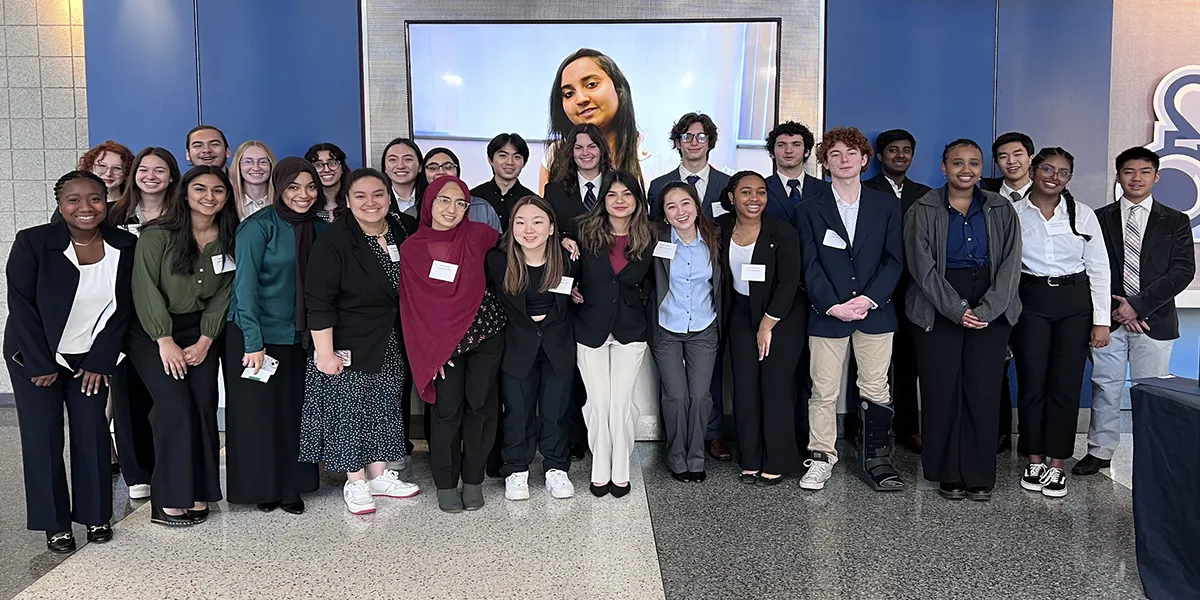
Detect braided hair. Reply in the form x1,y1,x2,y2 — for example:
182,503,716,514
1031,147,1089,241
53,170,108,203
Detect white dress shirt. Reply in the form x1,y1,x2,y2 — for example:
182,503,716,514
832,186,861,245
577,172,602,204
884,175,904,198
777,173,804,199
243,194,270,218
1119,194,1154,241
1015,197,1112,326
1000,180,1033,202
57,242,120,356
679,164,711,201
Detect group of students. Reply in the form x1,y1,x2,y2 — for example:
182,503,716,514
7,98,1194,554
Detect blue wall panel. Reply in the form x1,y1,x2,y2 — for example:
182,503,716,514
825,0,998,188
194,0,364,168
84,0,199,160
995,0,1114,207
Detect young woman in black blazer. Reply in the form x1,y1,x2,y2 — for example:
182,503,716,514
5,171,137,552
716,170,804,485
485,195,578,501
545,123,614,240
300,168,420,517
570,169,654,498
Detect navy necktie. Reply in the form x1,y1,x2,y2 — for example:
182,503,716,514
583,182,596,211
686,174,700,189
787,178,802,204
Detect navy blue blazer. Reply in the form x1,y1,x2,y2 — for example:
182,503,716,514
765,173,830,232
647,166,732,222
796,185,903,338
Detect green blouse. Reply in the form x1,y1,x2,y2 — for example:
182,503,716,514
132,226,234,340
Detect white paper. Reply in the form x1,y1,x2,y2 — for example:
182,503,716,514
429,260,459,282
653,241,677,260
710,203,728,218
741,263,766,282
549,276,574,295
241,355,280,383
1044,221,1072,236
212,254,236,273
387,244,400,262
822,229,848,249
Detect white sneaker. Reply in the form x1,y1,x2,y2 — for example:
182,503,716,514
369,470,420,499
343,480,376,515
799,457,834,491
505,471,530,501
545,469,575,499
129,484,151,500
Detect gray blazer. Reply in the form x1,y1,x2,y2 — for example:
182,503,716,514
903,187,1022,331
648,222,724,343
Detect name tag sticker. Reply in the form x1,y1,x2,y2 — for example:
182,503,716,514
212,254,236,273
387,244,400,262
549,276,574,295
653,241,677,260
711,203,729,218
429,260,459,282
822,229,848,249
741,264,766,282
1044,221,1072,236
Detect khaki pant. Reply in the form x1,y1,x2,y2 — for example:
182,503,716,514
808,332,894,459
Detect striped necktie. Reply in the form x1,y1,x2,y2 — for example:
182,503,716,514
1123,206,1141,296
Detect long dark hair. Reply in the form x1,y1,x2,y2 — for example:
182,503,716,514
502,195,566,295
659,180,720,266
576,170,653,260
549,123,612,198
548,48,642,185
306,142,350,218
110,147,181,226
1031,147,1088,241
145,166,239,275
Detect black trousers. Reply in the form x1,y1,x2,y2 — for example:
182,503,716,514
915,267,1010,488
891,300,921,437
500,347,572,475
223,323,320,505
127,314,223,508
7,355,112,532
111,354,155,486
728,295,802,474
1012,275,1093,460
568,367,588,449
430,333,505,489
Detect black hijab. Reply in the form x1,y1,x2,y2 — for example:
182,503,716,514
272,157,323,344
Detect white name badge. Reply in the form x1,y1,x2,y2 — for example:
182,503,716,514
822,229,848,249
1044,221,1072,236
741,263,766,282
429,260,459,282
549,276,574,295
123,223,141,237
710,203,729,218
212,254,236,273
241,355,280,383
653,241,677,260
387,244,400,262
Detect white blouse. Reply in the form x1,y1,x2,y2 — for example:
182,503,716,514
729,240,756,296
1015,197,1111,326
57,242,120,356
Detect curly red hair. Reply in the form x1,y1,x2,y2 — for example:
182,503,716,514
77,140,134,186
816,127,874,173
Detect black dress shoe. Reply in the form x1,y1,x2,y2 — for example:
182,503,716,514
707,439,733,461
1071,454,1112,476
151,505,197,527
898,434,923,454
966,487,993,502
46,531,76,553
610,483,631,498
86,523,113,543
589,482,610,497
570,445,587,461
738,472,758,485
186,507,209,523
257,501,281,513
755,474,785,487
938,482,967,500
280,500,305,515
996,434,1012,455
671,471,690,483
688,471,707,482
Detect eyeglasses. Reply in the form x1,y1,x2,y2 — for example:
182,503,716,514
425,162,459,174
92,165,123,176
239,158,271,168
312,160,340,171
1037,164,1072,180
679,133,709,144
434,196,470,210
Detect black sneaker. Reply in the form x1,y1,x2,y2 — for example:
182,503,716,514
1040,467,1067,498
1021,463,1048,492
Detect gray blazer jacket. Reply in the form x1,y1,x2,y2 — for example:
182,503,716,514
903,187,1023,330
648,222,724,343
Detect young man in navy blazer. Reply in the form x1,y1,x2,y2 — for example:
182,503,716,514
763,121,830,232
646,112,734,460
795,127,904,493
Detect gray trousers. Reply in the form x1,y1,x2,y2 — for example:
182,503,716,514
650,323,719,473
1088,325,1174,459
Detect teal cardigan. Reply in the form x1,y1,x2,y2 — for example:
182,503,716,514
229,207,329,352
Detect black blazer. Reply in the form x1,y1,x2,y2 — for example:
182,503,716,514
572,237,654,348
715,212,802,328
485,248,577,378
545,181,588,240
1095,200,1195,340
305,214,407,373
647,167,733,222
648,222,724,343
4,221,138,378
764,172,830,232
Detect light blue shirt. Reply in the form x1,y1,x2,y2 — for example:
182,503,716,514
659,228,718,334
469,196,502,233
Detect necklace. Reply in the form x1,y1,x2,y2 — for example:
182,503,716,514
70,229,100,247
362,222,389,238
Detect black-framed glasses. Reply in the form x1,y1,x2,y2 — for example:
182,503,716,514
312,160,340,171
425,162,459,174
680,133,709,143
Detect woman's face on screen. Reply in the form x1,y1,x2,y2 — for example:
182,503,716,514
560,57,619,133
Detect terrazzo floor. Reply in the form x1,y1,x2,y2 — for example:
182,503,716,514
0,407,1145,599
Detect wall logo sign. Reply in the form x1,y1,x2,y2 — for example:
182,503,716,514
1143,65,1200,234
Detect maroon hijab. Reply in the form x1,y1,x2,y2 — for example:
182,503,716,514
399,176,499,403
